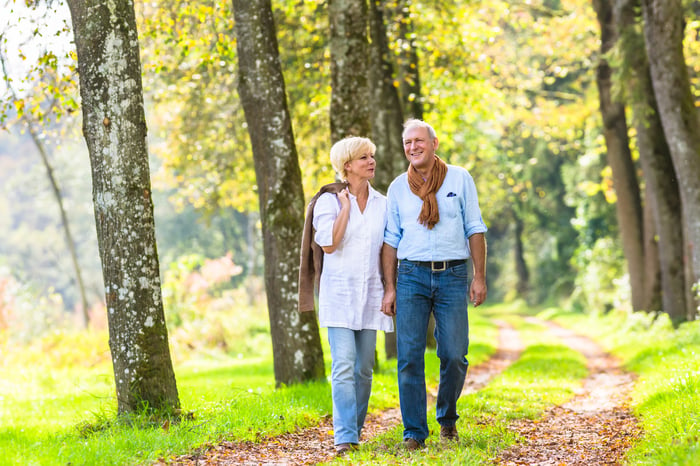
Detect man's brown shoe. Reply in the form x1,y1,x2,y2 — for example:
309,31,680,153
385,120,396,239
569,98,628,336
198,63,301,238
440,425,459,442
403,438,425,450
335,443,357,456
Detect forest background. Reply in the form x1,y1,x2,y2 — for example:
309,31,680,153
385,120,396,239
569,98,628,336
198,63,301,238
1,0,699,410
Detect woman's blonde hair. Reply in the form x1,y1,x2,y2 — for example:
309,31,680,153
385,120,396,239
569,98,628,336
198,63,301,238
330,136,376,181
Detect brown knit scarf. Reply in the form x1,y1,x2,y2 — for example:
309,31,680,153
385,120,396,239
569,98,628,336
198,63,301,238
407,155,447,229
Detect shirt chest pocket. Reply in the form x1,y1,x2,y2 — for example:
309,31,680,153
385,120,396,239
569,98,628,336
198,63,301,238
439,194,461,218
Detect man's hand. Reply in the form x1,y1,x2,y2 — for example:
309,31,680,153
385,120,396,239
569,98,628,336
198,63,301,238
469,276,487,307
468,233,487,307
380,243,398,316
381,288,396,316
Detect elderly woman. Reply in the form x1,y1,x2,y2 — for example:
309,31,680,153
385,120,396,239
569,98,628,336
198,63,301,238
312,136,394,455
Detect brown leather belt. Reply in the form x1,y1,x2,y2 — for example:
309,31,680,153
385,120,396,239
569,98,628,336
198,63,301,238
402,259,466,272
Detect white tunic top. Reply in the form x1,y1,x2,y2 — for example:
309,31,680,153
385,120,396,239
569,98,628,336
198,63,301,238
313,185,394,332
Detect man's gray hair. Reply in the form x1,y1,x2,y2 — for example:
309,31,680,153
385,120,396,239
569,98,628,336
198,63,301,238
402,118,437,140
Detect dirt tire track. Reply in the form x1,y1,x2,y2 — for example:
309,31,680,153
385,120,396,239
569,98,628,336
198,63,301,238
495,318,641,466
157,320,521,465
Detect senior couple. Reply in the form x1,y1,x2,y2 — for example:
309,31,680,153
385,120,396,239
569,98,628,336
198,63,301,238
298,118,488,455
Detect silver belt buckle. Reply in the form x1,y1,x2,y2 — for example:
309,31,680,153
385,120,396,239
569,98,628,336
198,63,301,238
432,261,446,272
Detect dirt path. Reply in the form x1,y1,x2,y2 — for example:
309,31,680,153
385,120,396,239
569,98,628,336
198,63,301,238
158,319,641,465
495,318,641,465
159,321,522,465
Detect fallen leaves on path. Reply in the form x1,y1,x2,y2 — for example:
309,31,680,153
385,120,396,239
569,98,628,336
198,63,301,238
156,320,642,465
496,319,641,465
156,321,521,465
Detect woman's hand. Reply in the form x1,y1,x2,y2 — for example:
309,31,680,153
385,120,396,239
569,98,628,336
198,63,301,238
337,188,350,210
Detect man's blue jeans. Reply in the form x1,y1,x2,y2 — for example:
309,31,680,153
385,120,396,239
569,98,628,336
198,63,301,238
396,260,470,442
327,327,377,445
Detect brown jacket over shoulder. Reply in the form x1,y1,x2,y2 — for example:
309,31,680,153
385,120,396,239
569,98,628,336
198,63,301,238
297,182,348,312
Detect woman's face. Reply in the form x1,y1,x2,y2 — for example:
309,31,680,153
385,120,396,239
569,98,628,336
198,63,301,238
345,151,376,181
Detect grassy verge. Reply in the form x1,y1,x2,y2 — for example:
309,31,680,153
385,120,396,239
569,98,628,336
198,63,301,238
544,308,700,465
10,303,695,465
0,310,497,465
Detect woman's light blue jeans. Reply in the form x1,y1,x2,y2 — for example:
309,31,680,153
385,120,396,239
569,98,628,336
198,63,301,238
395,260,470,443
327,327,377,445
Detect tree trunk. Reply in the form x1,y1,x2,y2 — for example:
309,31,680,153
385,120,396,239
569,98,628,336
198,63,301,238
246,210,259,306
26,123,91,327
233,0,326,386
641,0,700,321
640,190,662,311
383,0,426,355
394,0,423,120
592,0,646,312
329,0,372,142
513,213,530,297
66,0,179,414
368,0,406,355
368,0,406,193
616,0,686,320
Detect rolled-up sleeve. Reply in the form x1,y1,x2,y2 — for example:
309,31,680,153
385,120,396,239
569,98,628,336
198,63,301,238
462,173,488,239
313,193,338,247
383,184,402,249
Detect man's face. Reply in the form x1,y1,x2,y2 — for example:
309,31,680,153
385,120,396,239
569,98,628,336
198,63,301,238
403,126,438,173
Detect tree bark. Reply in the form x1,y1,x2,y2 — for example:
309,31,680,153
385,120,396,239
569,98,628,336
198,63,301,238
368,0,406,356
66,0,179,413
394,0,423,120
329,0,372,142
615,0,686,320
233,0,326,386
641,0,700,320
513,213,530,297
368,0,406,193
592,0,646,312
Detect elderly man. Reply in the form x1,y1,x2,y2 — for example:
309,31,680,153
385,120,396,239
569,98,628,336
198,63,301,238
381,118,487,449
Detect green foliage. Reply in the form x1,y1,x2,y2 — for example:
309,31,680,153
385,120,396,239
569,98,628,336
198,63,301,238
570,237,628,313
160,254,273,356
0,1,78,127
2,0,699,326
0,265,75,342
562,127,623,313
138,0,335,216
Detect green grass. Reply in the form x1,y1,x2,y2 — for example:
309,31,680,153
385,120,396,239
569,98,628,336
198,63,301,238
0,309,497,465
547,308,700,465
3,303,699,465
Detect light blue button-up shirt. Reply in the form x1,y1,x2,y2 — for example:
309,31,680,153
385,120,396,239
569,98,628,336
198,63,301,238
384,165,487,261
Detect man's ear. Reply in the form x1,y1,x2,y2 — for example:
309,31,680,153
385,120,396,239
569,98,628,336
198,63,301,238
433,137,439,151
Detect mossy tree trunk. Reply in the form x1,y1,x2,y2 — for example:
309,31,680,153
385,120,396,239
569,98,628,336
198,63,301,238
369,0,406,194
393,0,423,120
66,0,179,414
592,0,646,312
368,0,407,356
641,0,700,321
615,0,686,319
233,0,326,386
329,0,371,142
